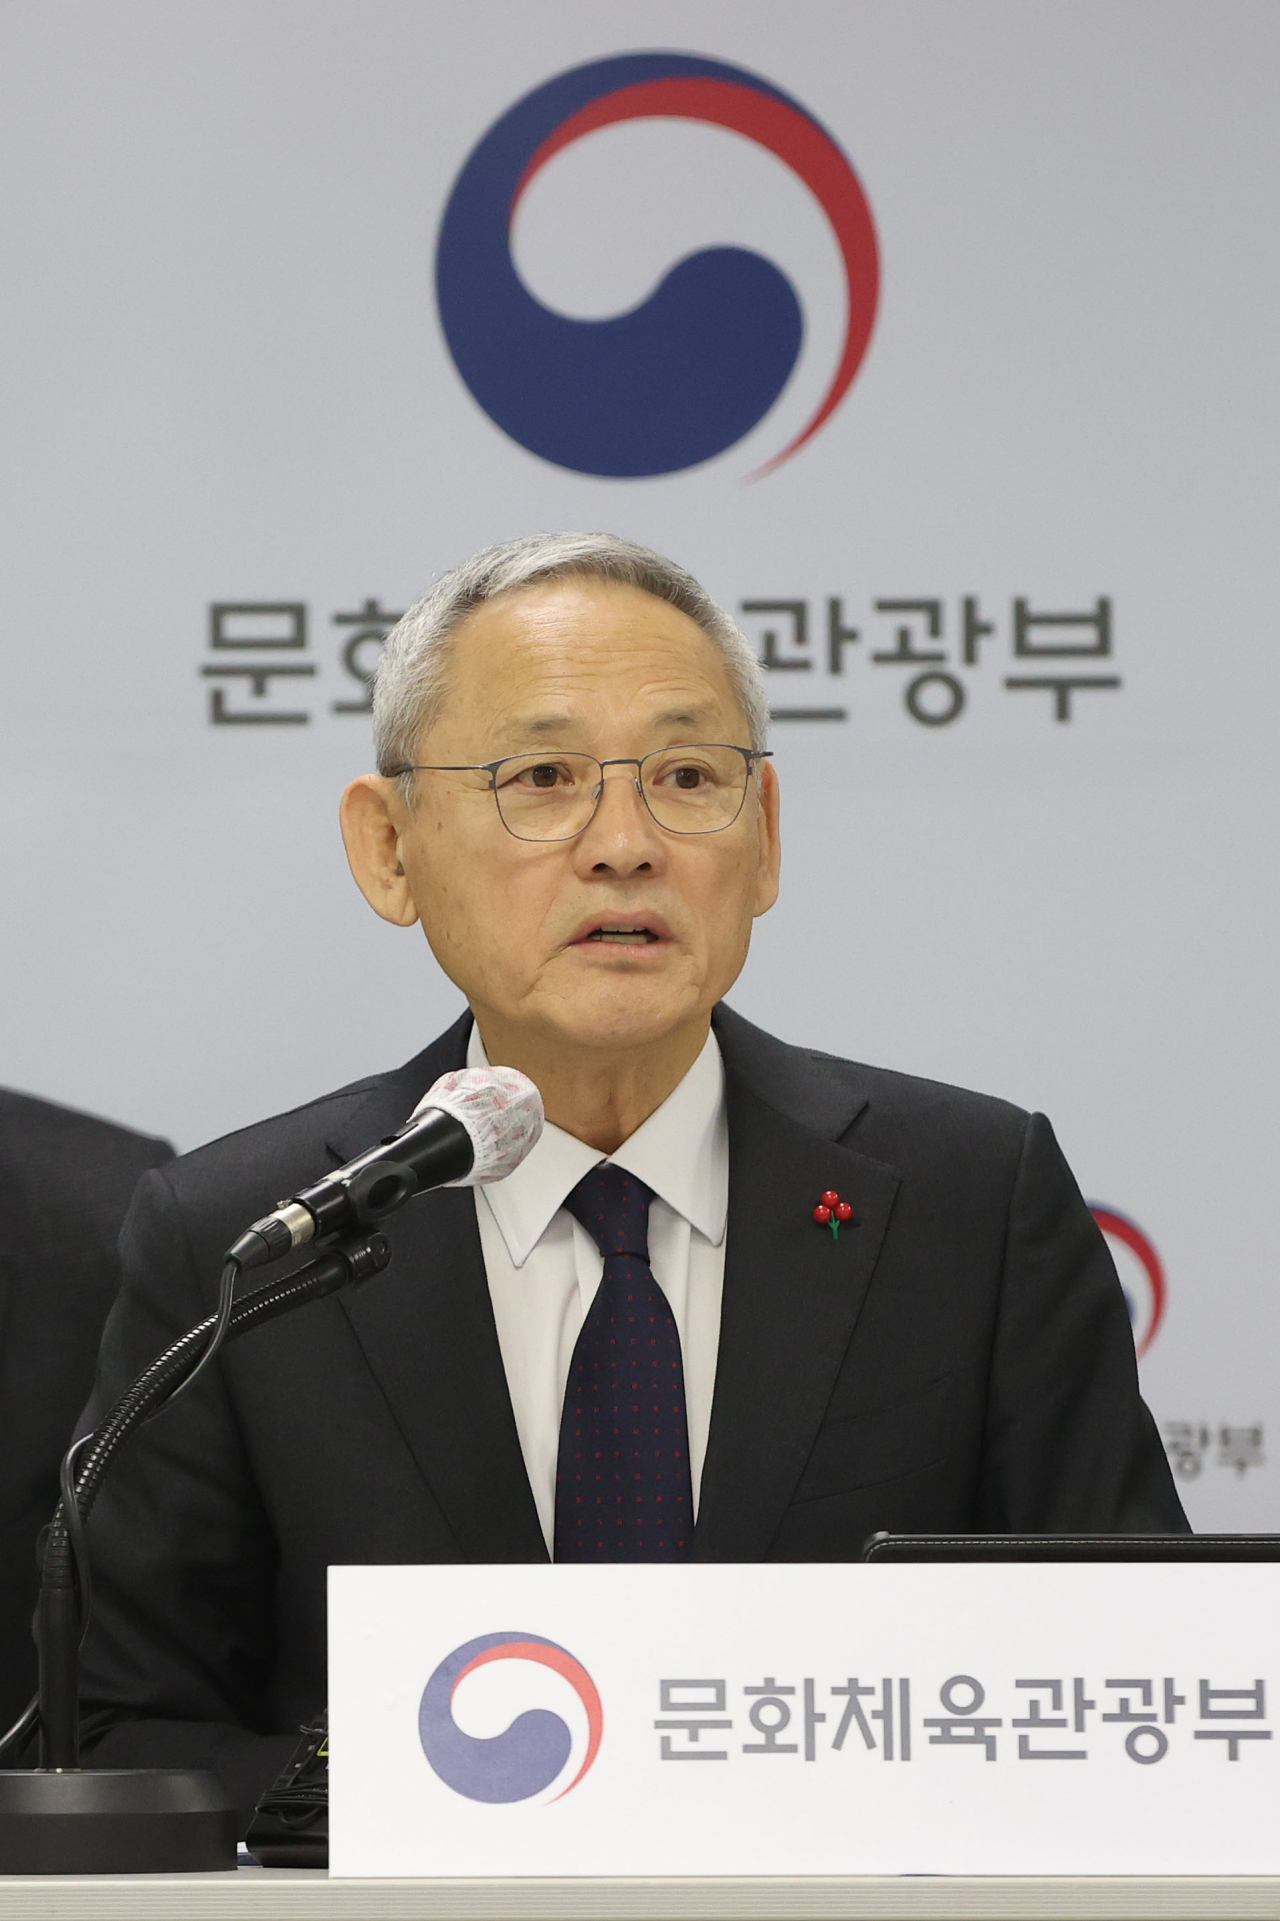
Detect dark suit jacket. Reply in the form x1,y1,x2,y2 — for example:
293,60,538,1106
0,1090,172,1729
76,1006,1186,1826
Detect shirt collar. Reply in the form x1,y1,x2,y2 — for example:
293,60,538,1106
468,1022,728,1267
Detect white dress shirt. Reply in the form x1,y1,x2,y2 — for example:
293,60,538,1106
467,1023,728,1555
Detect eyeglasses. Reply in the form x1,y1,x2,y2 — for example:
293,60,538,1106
388,744,772,842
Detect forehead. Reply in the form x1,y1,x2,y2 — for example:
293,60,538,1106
436,579,741,733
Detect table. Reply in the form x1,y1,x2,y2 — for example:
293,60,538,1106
4,1875,1280,1920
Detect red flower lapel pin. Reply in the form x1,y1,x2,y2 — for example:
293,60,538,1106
813,1188,854,1241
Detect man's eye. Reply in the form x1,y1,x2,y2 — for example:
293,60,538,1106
506,761,570,790
654,761,711,789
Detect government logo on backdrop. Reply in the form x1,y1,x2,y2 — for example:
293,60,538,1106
1090,1205,1166,1358
418,1632,604,1804
435,52,879,478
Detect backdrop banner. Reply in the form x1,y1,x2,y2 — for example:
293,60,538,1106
2,1,1276,1527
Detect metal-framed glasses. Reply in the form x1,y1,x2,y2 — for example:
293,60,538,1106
388,744,772,843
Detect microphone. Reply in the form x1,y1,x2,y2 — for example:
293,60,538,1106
228,1066,543,1269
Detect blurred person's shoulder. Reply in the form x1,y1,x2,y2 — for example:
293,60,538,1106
0,1087,172,1218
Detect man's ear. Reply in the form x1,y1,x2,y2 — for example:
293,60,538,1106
752,759,782,918
339,775,420,927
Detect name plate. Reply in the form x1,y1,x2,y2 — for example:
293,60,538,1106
328,1562,1280,1877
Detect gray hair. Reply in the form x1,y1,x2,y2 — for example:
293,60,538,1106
372,532,768,788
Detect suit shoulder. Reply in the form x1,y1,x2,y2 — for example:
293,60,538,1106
0,1092,171,1268
0,1091,173,1248
714,1003,1032,1167
802,1046,1030,1134
159,1069,390,1198
790,1045,1037,1195
147,1015,472,1244
115,1017,474,1294
0,1087,172,1170
115,1070,408,1294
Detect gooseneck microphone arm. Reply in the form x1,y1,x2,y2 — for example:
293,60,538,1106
0,1230,392,1775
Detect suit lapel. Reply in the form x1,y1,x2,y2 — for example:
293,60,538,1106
693,1010,901,1561
327,1012,547,1564
315,1003,900,1567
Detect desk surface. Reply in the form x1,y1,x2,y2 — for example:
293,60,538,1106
3,1873,1280,1921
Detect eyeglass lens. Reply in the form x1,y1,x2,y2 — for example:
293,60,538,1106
492,747,752,841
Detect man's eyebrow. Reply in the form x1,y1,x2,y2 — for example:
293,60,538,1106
651,706,716,731
497,704,721,745
500,714,580,741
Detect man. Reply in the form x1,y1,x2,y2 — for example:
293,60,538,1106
76,532,1185,1827
0,1089,171,1729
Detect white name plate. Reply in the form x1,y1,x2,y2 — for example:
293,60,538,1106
328,1561,1280,1878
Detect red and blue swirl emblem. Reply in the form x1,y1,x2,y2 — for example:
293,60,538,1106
1091,1204,1167,1358
435,52,879,478
418,1632,603,1804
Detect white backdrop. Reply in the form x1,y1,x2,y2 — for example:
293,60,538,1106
2,0,1277,1526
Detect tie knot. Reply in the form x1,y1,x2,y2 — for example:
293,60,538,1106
562,1163,654,1263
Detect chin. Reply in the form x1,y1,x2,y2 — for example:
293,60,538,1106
548,983,701,1054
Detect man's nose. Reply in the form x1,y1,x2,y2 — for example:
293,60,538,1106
573,762,663,872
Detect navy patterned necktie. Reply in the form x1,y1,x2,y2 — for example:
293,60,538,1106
553,1163,693,1562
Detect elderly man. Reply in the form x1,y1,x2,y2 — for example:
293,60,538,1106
77,532,1185,1826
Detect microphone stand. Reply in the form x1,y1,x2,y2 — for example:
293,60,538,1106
0,1229,391,1874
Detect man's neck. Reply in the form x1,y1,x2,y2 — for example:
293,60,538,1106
471,1015,712,1154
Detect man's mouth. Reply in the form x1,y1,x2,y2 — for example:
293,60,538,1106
585,925,660,945
567,912,673,949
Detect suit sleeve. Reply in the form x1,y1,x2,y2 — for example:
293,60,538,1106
75,1166,295,1829
974,1112,1189,1532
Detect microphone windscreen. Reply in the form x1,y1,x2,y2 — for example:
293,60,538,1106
409,1066,544,1185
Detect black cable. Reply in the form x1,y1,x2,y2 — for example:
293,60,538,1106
41,1259,242,1657
0,1694,38,1763
162,1259,239,1411
48,1260,243,1658
69,1244,381,1546
57,1433,95,1643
